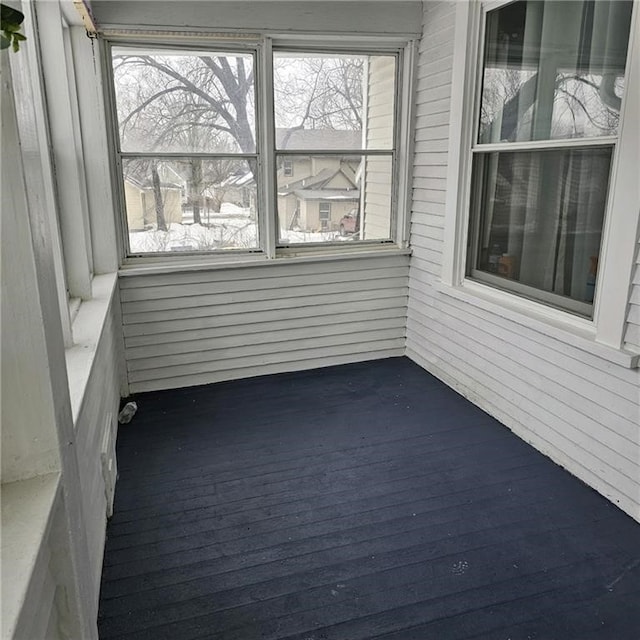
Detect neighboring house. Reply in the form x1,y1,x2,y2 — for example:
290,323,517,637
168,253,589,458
276,129,361,232
278,160,360,232
123,175,183,231
218,167,258,213
124,161,258,231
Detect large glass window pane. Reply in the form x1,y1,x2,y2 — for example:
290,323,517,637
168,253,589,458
273,53,396,150
123,158,258,253
479,1,633,143
112,49,256,153
469,148,612,313
277,154,392,244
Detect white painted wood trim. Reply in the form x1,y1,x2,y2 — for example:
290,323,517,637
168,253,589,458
593,1,640,350
472,137,618,152
65,273,119,421
271,34,420,48
36,1,93,300
69,27,119,275
61,21,94,273
397,40,419,248
1,474,61,640
9,0,73,347
91,2,424,39
99,38,129,265
259,37,277,258
118,246,412,277
442,0,479,287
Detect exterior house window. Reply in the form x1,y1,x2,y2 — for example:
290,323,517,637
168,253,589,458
110,48,259,255
274,52,397,245
319,202,331,230
108,42,407,257
467,0,633,317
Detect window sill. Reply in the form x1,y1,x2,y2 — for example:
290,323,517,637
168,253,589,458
434,280,639,369
119,245,412,278
1,472,61,640
65,273,118,422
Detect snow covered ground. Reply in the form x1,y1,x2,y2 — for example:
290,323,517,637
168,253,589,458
128,204,351,254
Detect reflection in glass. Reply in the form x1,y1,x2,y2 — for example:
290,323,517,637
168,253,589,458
273,53,396,150
276,155,392,244
112,50,256,153
122,158,258,253
470,148,612,311
479,0,632,143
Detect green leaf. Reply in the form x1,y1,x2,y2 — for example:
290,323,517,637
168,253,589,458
0,5,25,27
0,5,26,52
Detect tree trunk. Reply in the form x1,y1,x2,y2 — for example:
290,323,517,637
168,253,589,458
191,158,202,225
212,192,224,213
151,163,168,231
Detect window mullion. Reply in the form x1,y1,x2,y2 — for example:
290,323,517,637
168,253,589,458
396,40,418,249
259,36,277,259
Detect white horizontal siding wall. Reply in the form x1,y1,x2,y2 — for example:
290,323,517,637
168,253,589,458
407,1,640,521
74,292,122,607
120,255,409,393
625,242,640,351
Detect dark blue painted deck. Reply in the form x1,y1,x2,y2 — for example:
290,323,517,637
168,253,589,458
98,357,640,639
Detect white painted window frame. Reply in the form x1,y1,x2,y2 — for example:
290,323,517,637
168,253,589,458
103,33,417,264
441,0,640,356
17,0,119,351
36,2,94,302
105,40,263,258
272,43,400,251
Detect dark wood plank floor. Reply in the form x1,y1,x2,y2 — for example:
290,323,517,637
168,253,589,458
98,357,640,640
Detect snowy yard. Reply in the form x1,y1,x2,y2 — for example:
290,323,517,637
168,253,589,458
128,203,351,253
